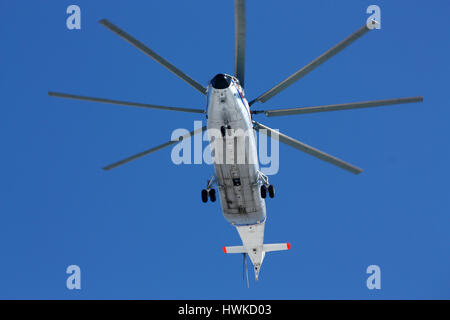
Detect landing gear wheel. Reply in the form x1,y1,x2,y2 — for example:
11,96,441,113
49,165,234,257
268,185,275,198
209,189,216,202
260,185,267,199
201,189,208,203
220,126,226,138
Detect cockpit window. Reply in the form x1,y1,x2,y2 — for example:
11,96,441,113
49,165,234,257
210,74,231,89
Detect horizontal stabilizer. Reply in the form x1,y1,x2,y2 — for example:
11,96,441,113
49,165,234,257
263,243,291,252
222,243,291,254
223,246,246,254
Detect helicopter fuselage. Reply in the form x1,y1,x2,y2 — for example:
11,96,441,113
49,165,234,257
206,74,268,276
206,74,266,227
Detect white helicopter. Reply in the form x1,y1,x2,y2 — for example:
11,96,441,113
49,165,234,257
49,1,423,284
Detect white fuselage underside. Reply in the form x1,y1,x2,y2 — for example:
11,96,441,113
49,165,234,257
206,80,266,226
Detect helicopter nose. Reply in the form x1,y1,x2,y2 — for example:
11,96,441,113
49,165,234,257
210,74,231,89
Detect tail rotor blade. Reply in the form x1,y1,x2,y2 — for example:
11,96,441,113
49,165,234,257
243,253,245,281
243,253,249,288
99,19,207,95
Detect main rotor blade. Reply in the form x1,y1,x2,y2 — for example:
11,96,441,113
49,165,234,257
249,23,374,105
48,92,205,114
103,126,207,170
99,19,207,95
234,0,246,87
253,96,424,117
253,121,362,174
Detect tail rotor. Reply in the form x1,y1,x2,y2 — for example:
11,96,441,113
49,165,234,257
243,253,249,288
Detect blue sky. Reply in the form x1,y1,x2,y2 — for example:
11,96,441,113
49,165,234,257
1,0,449,299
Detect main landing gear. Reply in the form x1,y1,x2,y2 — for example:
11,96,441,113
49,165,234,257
202,176,217,203
257,170,275,199
202,188,216,203
260,184,275,199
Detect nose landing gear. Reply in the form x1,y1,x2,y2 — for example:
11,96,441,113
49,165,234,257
220,124,232,138
220,126,226,138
